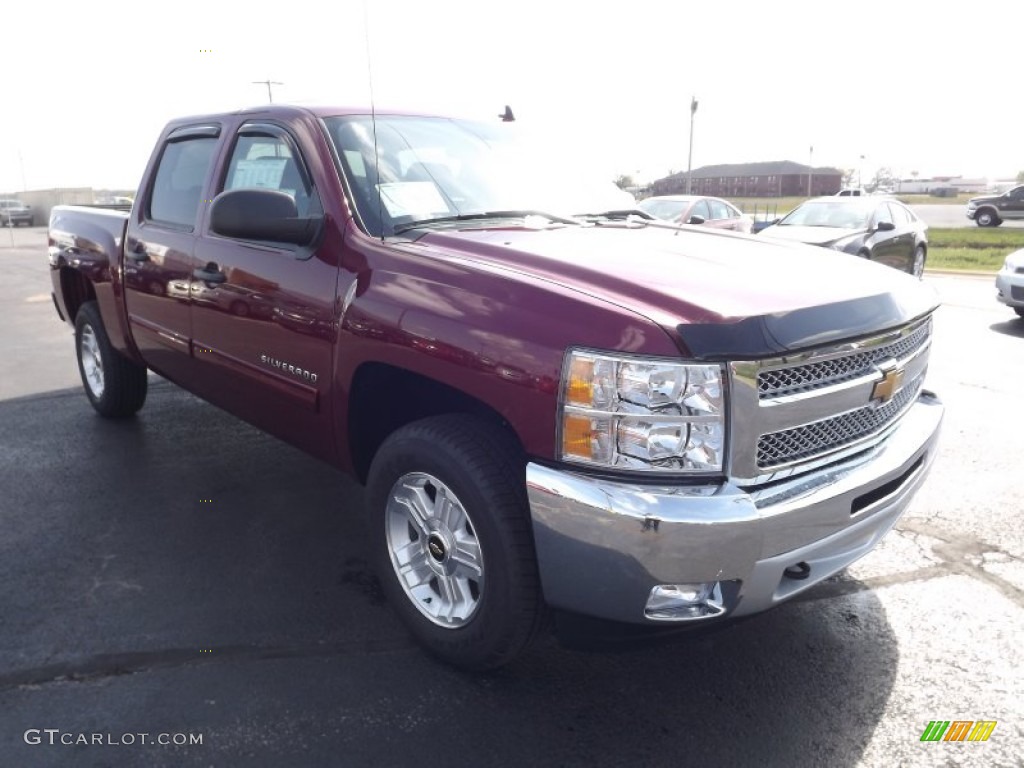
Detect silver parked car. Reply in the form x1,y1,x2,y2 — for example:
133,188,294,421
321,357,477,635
636,195,753,233
995,248,1024,318
0,198,33,227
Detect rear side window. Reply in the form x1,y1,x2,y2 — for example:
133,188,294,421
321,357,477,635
149,137,217,228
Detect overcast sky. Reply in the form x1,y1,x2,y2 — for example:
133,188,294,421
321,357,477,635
2,0,1021,193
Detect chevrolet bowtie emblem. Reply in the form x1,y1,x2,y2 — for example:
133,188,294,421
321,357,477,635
871,361,905,405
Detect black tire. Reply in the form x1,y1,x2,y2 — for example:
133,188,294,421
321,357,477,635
74,301,148,417
975,209,1000,227
858,249,871,260
1015,308,1024,319
366,415,544,670
230,300,250,317
911,245,926,278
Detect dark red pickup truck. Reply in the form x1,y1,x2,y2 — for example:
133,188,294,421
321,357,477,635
49,105,943,669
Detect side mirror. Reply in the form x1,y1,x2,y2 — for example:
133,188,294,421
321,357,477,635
687,214,706,225
210,189,319,246
875,220,896,232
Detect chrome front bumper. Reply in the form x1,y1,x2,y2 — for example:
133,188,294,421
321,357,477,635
526,391,943,624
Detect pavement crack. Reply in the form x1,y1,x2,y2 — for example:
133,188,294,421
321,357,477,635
0,639,415,692
896,519,1024,608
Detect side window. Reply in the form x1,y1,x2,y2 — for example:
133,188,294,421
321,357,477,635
690,199,711,220
149,137,217,228
890,204,912,226
873,203,895,228
708,199,731,220
224,135,312,216
1012,186,1024,201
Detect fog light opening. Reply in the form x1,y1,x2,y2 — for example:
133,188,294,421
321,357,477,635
645,582,726,622
783,561,811,581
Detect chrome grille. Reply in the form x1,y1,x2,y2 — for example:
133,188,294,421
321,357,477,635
757,318,931,399
757,375,924,469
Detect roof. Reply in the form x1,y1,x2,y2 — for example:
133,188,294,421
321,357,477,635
659,161,844,181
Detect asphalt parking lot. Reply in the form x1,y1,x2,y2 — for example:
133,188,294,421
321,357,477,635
1,226,1022,767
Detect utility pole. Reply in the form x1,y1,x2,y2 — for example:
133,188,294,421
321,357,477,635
686,96,698,195
808,145,813,196
252,79,283,103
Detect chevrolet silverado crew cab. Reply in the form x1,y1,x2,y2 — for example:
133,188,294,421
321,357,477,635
48,106,943,669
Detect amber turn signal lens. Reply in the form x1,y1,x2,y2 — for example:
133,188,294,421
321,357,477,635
562,414,594,459
565,357,594,406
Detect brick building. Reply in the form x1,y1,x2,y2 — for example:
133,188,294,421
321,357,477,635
652,161,843,197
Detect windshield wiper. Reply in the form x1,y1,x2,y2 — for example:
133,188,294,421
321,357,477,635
393,210,579,235
574,209,655,222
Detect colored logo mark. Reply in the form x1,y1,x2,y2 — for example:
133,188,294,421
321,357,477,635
920,720,997,742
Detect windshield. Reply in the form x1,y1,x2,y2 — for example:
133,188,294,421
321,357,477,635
778,201,872,229
323,115,634,236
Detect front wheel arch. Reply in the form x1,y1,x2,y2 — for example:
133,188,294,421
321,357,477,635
975,208,1000,227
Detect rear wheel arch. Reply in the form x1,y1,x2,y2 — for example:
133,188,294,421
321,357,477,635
74,301,148,417
60,267,97,324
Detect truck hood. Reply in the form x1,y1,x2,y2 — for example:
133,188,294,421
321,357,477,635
414,224,938,359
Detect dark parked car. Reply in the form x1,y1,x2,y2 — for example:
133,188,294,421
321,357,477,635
966,185,1024,227
758,197,928,276
0,198,33,227
636,195,753,233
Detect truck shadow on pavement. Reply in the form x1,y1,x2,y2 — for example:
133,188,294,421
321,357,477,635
989,317,1024,338
0,383,898,767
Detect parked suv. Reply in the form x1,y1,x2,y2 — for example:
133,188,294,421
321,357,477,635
966,185,1024,227
0,198,33,227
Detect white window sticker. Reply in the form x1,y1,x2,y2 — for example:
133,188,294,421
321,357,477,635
376,182,450,219
229,158,287,190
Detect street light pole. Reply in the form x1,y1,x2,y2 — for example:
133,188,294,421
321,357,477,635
686,96,698,195
808,145,813,197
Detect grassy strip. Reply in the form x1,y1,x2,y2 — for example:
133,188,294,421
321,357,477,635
927,227,1024,249
927,247,1007,272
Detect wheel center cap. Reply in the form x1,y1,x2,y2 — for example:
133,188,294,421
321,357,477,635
427,534,448,562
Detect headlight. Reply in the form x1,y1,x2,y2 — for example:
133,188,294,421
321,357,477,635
558,350,726,473
829,236,862,253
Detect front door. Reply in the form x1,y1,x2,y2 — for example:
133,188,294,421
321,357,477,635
190,121,340,460
1001,186,1024,220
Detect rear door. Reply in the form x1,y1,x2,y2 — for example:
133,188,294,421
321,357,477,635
190,120,340,459
124,124,220,384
